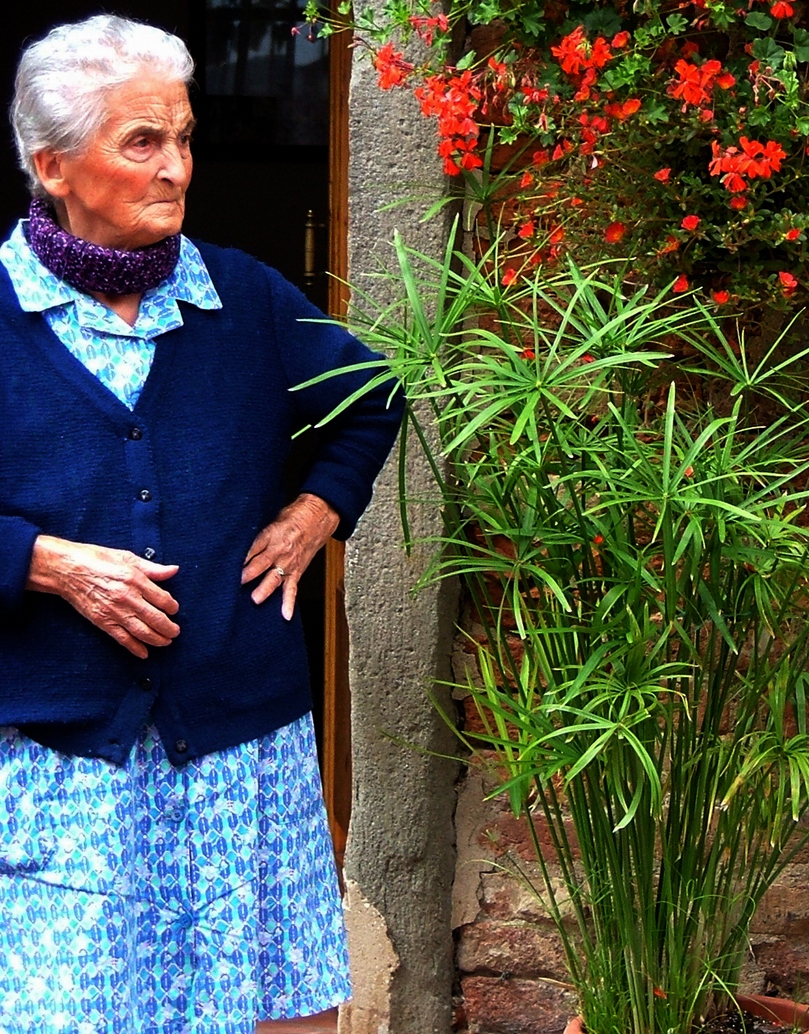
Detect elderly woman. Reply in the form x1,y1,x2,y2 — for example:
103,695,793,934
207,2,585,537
0,14,401,1034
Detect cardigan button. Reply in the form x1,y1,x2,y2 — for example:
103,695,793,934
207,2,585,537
129,427,143,440
138,489,153,503
138,677,152,692
175,739,189,754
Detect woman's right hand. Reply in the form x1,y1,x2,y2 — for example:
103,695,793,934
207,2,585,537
26,535,180,659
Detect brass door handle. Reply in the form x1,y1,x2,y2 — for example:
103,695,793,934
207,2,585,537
304,209,326,290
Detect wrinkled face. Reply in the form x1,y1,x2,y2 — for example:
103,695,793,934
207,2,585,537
36,75,194,251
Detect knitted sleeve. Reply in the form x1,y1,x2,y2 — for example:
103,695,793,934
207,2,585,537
265,267,404,539
0,516,41,611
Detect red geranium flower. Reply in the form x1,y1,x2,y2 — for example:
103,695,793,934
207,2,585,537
654,167,672,183
672,275,690,293
669,58,724,108
771,0,794,17
779,271,798,295
458,151,484,171
374,43,414,90
712,290,730,304
415,69,482,177
604,221,627,243
408,13,450,45
681,215,701,231
709,137,784,194
658,235,680,254
739,136,786,178
619,97,641,119
552,26,613,78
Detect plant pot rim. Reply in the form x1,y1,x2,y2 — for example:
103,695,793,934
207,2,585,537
735,993,809,1032
563,996,809,1034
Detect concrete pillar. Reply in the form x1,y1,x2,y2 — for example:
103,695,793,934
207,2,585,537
342,18,460,1034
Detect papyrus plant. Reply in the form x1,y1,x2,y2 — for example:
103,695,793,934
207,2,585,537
300,237,809,1034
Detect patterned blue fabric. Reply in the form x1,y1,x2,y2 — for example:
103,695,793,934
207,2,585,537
0,222,222,409
0,227,351,1028
0,718,351,1032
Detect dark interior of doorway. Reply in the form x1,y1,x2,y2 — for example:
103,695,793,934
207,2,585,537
0,1,332,751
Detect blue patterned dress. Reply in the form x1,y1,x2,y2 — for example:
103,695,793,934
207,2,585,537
0,224,352,1034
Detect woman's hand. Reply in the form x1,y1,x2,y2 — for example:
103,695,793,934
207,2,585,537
26,535,180,659
241,493,340,620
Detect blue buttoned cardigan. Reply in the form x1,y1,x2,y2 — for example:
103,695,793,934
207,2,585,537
0,241,402,766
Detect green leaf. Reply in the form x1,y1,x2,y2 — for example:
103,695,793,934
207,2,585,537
709,5,736,29
584,7,623,36
523,13,544,36
666,13,689,32
644,101,669,124
455,50,477,71
498,124,522,144
752,36,786,68
748,106,773,126
745,11,773,29
794,28,809,61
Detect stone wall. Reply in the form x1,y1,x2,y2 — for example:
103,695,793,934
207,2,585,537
342,7,461,1033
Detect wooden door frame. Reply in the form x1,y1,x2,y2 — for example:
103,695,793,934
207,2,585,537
321,22,352,871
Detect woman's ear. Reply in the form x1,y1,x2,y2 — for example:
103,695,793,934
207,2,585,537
32,150,70,199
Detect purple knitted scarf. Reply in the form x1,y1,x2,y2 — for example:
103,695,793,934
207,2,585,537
25,197,181,296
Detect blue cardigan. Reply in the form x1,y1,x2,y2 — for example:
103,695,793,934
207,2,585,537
0,241,402,765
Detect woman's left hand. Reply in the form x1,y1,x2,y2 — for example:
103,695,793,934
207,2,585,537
241,493,340,620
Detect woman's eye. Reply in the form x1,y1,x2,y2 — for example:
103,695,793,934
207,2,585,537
125,137,155,161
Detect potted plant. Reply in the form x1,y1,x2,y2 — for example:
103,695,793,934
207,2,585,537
299,233,809,1034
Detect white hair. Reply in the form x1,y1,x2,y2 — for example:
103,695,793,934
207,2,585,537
11,14,195,196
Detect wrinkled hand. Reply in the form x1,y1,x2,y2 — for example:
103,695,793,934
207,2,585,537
241,493,340,620
26,535,180,659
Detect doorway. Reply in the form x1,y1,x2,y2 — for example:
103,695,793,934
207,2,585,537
0,0,350,862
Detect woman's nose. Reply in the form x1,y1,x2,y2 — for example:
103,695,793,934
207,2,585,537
159,140,191,182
